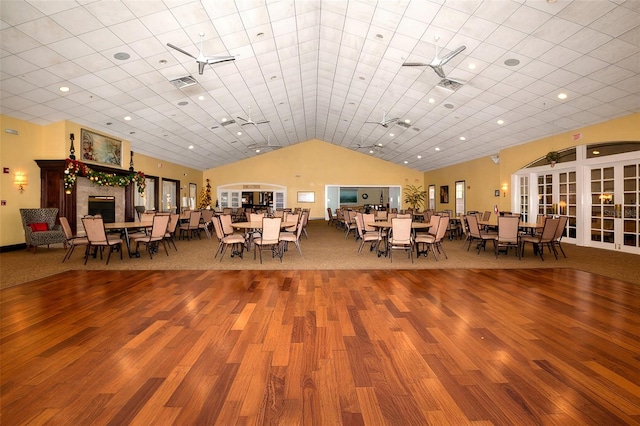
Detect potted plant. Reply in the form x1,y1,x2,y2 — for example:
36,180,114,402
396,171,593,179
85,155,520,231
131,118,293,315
546,151,560,167
403,185,427,211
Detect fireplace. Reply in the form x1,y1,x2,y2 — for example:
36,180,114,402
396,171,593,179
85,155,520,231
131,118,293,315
88,196,116,223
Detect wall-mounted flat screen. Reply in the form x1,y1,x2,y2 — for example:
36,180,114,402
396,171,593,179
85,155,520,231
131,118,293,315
340,188,358,204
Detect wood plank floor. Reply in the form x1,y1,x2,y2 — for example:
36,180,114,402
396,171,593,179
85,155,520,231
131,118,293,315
1,268,639,425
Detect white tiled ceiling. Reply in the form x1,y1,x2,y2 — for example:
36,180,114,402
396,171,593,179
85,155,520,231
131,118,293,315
1,0,639,172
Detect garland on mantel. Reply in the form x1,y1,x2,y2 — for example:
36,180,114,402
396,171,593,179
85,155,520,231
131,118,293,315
64,158,146,195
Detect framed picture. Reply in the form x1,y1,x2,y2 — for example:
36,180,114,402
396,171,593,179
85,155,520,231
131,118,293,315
297,191,315,203
80,129,122,167
440,185,449,203
495,189,500,197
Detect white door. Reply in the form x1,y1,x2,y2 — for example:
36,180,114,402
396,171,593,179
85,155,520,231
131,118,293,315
587,161,640,254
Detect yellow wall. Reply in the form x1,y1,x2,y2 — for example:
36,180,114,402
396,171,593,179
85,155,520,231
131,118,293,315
0,116,202,246
425,112,640,214
204,139,424,218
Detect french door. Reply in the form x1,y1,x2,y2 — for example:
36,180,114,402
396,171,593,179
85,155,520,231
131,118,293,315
588,161,640,253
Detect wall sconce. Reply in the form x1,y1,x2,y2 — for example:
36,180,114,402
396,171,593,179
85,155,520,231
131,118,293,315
501,183,508,197
14,172,27,192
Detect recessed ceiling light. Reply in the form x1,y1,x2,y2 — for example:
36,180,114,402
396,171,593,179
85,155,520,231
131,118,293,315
558,92,568,100
404,119,410,124
256,149,261,153
114,52,130,60
404,160,408,164
237,131,242,136
435,147,441,151
504,58,520,67
389,133,394,137
460,136,466,141
468,63,476,70
497,119,505,125
417,155,422,159
59,86,69,92
428,98,435,103
377,143,383,147
221,117,227,122
198,95,204,100
188,145,194,149
124,116,131,121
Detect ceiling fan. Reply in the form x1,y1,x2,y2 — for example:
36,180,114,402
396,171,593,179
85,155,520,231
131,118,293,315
402,36,466,79
167,32,235,75
237,106,270,126
365,110,399,128
247,135,280,152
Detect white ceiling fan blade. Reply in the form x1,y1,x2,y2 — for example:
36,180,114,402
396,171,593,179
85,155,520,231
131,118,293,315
255,120,270,125
402,62,430,67
439,45,466,66
203,56,235,65
167,43,197,59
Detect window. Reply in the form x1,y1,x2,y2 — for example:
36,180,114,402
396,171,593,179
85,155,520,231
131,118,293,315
455,181,465,216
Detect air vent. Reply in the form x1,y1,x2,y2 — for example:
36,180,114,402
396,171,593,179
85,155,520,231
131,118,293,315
220,119,236,127
438,78,463,91
396,121,410,129
169,75,197,89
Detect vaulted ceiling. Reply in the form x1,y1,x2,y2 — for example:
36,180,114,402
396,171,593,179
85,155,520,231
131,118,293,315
1,0,639,172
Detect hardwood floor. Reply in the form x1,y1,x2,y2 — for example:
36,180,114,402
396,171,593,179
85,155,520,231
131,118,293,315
1,268,639,425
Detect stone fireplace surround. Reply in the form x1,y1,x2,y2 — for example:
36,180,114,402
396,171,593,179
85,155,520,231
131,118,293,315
75,177,125,235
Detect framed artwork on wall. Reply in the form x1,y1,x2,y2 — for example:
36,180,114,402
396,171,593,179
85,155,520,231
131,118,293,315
440,185,449,203
297,191,315,203
81,129,122,167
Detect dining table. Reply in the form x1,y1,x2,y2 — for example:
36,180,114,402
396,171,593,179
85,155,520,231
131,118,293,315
104,220,152,257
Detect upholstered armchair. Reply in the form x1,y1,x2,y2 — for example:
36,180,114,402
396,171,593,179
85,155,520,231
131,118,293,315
19,208,67,253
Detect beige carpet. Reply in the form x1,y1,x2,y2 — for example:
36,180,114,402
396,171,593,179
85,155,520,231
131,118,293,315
2,220,639,289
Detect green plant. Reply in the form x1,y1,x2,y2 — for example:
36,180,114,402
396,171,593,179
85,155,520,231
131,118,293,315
546,151,560,165
403,185,427,210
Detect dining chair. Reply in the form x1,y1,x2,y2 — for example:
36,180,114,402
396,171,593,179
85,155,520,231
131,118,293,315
520,217,560,261
460,215,473,251
355,213,382,255
465,214,497,254
344,210,357,239
165,213,180,251
387,218,413,263
279,213,304,257
132,213,170,259
199,209,214,239
59,216,89,263
179,210,202,240
482,211,492,221
212,216,245,262
416,215,450,260
301,209,310,238
81,215,123,265
493,215,521,259
254,217,283,263
284,213,299,233
326,208,336,226
552,215,569,258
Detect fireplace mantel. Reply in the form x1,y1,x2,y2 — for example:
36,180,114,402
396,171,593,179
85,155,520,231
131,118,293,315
35,160,135,233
